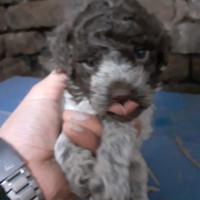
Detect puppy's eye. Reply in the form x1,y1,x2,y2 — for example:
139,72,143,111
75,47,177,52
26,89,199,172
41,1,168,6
82,60,95,73
85,61,94,67
134,49,149,60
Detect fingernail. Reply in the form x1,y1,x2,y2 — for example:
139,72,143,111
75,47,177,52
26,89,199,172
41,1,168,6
51,69,59,75
69,122,83,132
70,112,89,121
51,69,68,78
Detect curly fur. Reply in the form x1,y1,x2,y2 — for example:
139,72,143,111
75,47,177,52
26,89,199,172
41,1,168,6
52,0,171,199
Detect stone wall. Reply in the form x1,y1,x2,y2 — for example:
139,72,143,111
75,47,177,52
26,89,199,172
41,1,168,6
0,0,200,94
139,0,200,94
0,0,89,80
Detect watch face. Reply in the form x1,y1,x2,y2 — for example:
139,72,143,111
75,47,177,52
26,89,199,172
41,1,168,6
0,139,24,182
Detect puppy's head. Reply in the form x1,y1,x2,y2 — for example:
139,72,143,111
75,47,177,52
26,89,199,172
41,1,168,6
50,0,171,122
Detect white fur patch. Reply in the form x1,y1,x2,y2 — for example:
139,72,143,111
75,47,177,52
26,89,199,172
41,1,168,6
62,90,97,115
91,58,148,91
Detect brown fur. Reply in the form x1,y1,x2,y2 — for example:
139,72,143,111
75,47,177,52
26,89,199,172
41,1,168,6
52,1,171,199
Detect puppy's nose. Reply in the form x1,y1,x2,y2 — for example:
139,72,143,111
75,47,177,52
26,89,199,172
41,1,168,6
112,88,131,105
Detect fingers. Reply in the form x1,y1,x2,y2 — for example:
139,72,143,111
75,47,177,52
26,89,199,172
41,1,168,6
25,70,68,103
63,110,102,137
62,110,102,154
63,122,100,154
62,110,141,154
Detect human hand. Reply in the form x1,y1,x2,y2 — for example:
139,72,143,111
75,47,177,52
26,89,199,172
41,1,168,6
0,71,141,199
0,72,102,200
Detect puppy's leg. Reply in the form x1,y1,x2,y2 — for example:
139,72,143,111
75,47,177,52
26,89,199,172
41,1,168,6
90,123,133,200
129,150,148,200
54,132,94,199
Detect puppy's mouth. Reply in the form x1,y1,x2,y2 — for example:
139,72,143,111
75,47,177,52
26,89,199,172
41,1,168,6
107,101,139,116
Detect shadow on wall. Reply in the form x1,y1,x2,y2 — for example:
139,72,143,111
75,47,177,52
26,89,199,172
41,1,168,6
0,0,200,94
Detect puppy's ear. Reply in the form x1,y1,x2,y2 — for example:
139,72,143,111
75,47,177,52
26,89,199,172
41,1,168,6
48,22,73,76
74,1,110,27
156,29,171,74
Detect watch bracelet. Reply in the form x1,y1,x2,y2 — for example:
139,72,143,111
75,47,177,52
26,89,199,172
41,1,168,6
0,166,44,200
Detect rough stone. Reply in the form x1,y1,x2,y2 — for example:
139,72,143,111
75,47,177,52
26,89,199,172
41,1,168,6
160,55,189,82
22,55,49,79
139,0,174,21
171,23,200,54
38,49,55,73
5,31,47,56
6,0,64,29
0,0,23,4
0,36,5,58
5,0,92,30
0,57,31,81
163,83,200,94
192,56,200,82
173,0,188,22
0,7,7,31
188,0,200,20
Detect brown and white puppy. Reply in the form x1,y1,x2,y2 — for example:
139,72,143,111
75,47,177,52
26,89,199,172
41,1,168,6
51,0,171,200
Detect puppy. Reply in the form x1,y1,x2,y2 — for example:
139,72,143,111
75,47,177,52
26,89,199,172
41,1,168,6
51,0,171,199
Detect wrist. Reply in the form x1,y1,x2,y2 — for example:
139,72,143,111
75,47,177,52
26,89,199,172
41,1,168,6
0,138,43,200
27,159,76,200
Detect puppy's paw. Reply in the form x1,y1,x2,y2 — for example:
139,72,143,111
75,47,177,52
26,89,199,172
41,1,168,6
90,176,105,200
90,174,130,200
54,133,94,199
69,159,94,198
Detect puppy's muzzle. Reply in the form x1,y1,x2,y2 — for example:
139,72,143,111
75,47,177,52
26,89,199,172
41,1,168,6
108,84,139,116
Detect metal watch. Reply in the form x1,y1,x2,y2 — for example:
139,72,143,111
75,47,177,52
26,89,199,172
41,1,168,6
0,139,44,200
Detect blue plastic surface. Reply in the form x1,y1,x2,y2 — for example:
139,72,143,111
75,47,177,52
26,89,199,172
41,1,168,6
142,92,200,200
0,76,40,113
0,76,200,200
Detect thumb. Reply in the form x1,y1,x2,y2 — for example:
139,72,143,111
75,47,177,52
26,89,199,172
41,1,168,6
25,70,68,103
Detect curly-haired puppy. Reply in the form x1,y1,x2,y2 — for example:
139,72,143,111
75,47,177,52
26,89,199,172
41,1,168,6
51,0,171,199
